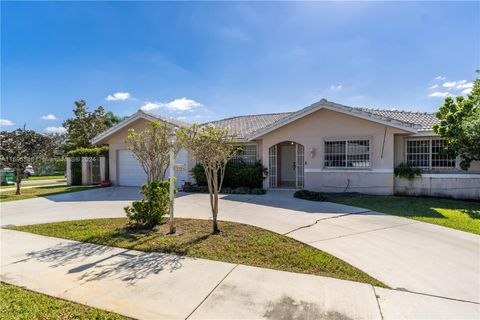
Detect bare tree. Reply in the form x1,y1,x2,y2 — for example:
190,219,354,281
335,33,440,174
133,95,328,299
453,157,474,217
179,124,237,234
125,121,180,183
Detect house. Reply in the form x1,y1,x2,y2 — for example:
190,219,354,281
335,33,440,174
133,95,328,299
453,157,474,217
92,99,480,199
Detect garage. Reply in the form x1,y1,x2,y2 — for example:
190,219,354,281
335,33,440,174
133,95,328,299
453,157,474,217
117,149,188,187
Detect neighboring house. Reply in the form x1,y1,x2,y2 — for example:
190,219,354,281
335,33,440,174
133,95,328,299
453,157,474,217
92,99,480,199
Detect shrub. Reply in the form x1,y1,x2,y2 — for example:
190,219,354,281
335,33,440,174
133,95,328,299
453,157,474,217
394,162,422,180
66,146,109,158
294,189,325,201
191,160,267,189
124,180,175,228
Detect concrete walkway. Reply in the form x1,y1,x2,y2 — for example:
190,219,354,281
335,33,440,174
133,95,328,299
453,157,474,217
1,187,479,304
2,229,478,319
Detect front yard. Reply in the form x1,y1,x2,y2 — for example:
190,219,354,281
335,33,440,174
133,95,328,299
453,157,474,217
10,218,385,287
0,282,127,320
323,194,480,235
0,185,97,202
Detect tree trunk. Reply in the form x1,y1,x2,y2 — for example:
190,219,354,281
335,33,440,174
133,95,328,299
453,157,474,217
212,191,220,234
15,169,22,195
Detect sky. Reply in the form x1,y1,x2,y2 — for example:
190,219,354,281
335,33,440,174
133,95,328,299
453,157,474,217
1,1,479,133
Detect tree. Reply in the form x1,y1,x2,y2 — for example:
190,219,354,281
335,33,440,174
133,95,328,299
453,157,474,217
62,100,107,149
0,128,53,194
105,111,126,129
178,124,237,234
433,73,480,170
125,121,181,184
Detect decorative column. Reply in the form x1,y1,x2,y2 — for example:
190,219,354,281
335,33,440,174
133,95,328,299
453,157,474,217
66,157,72,185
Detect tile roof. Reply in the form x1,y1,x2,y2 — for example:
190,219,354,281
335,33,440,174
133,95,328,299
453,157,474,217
355,108,439,132
203,113,292,139
204,105,438,139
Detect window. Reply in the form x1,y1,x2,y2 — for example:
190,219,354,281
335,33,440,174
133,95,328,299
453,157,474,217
231,144,257,164
406,139,455,169
324,139,370,168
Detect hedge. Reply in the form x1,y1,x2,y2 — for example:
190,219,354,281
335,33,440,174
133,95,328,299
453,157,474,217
190,161,267,189
66,146,109,158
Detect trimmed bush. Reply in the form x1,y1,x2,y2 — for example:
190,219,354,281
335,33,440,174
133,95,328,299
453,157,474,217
191,160,267,189
188,185,266,195
66,146,109,158
294,189,325,201
394,162,421,180
124,180,175,228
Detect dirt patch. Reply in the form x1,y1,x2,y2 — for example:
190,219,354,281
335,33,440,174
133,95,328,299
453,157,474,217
264,295,352,320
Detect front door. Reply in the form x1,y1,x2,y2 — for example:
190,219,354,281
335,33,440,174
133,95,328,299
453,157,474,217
280,145,295,186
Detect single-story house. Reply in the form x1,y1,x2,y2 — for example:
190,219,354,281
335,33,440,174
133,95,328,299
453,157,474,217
92,99,480,199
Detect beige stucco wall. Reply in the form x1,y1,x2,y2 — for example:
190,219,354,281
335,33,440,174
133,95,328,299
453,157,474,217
257,108,410,195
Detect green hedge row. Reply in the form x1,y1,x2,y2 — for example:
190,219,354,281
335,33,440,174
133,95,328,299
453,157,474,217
190,161,267,189
66,146,109,158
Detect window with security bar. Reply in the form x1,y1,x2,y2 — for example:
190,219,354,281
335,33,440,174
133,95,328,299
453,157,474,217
324,139,370,168
230,144,257,164
406,139,455,169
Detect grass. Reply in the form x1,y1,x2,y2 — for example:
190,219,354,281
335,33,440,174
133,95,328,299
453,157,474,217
11,218,385,287
25,175,65,181
323,194,480,235
0,182,66,189
0,282,127,320
0,185,97,202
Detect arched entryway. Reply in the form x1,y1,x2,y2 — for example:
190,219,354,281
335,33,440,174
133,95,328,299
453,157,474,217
268,141,304,189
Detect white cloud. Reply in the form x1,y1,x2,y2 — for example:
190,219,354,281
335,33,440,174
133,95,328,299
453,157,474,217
429,84,438,89
176,116,187,120
456,82,473,90
435,75,446,80
41,114,57,120
0,119,14,126
140,102,162,111
329,84,343,91
105,92,131,101
45,126,66,134
429,92,450,98
140,98,203,112
443,80,467,89
462,88,472,95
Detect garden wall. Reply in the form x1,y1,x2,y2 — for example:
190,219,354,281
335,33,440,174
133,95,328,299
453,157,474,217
394,174,480,200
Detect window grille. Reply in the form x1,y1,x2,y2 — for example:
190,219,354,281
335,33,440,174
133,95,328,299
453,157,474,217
231,145,257,164
324,139,370,168
406,139,455,169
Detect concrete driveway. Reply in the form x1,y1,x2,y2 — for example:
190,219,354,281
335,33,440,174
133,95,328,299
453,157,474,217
1,187,479,304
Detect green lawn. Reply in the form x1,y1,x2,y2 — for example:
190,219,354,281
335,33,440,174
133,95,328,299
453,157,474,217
11,218,385,287
25,175,65,181
0,185,97,202
0,182,66,189
0,282,127,320
323,194,480,235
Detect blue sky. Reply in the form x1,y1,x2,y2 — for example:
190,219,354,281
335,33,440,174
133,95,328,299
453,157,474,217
1,1,479,133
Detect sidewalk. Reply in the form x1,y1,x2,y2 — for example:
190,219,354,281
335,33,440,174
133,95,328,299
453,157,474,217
1,229,478,319
0,182,66,192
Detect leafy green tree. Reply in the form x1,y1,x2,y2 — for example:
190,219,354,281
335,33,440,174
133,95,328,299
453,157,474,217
62,100,107,149
0,128,53,194
433,73,480,170
179,124,237,234
104,111,126,129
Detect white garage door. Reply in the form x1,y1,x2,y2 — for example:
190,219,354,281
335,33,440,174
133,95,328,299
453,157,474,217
117,149,188,188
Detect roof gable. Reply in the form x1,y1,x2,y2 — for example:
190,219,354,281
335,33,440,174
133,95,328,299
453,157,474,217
91,110,189,145
246,99,421,140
